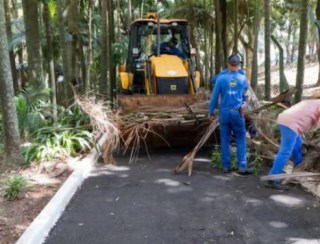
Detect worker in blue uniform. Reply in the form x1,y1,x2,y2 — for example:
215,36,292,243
160,36,186,59
208,54,250,174
211,68,259,139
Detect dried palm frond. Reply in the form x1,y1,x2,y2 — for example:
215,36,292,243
117,104,209,164
173,118,219,176
120,122,169,164
74,94,120,164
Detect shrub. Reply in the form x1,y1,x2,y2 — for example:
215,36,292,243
22,128,93,164
4,175,27,201
210,145,237,170
210,145,262,174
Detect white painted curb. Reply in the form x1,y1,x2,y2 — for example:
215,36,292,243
16,150,98,244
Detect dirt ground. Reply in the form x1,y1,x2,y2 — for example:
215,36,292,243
0,159,73,244
0,63,320,244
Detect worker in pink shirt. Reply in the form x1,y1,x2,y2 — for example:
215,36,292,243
267,99,320,190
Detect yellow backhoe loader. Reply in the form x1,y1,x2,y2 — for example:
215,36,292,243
117,11,210,147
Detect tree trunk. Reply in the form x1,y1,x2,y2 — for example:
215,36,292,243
117,0,121,42
251,0,260,92
271,35,290,93
43,2,57,121
21,0,44,88
66,0,80,102
295,0,309,103
189,24,203,84
204,19,208,87
209,16,214,88
4,0,19,94
99,0,109,98
316,0,320,86
107,0,116,103
290,28,297,63
0,0,23,165
84,0,94,94
285,22,292,64
57,0,69,106
11,0,25,90
264,0,271,100
245,44,252,81
214,0,223,75
221,0,227,63
127,0,132,33
233,0,238,53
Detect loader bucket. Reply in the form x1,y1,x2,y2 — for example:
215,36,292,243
117,94,197,113
117,94,217,148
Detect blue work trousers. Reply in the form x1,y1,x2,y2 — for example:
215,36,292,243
269,125,303,183
219,110,247,171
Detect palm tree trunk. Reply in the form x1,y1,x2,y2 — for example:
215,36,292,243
43,3,57,121
84,0,94,94
66,0,80,102
127,0,132,33
209,16,214,88
21,0,44,88
99,0,109,98
204,17,208,87
214,0,223,74
233,0,238,53
117,0,121,42
57,0,69,106
0,0,23,165
4,0,19,94
221,0,227,63
108,0,116,103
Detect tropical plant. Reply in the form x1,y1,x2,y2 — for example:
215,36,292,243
22,127,93,163
57,104,91,128
15,87,52,138
4,175,27,200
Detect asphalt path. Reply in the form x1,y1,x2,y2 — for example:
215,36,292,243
45,147,320,244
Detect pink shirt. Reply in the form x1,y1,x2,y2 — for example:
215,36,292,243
277,99,320,134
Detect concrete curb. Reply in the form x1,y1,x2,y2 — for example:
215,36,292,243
16,150,98,244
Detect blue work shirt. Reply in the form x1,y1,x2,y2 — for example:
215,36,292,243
208,69,248,115
211,68,246,86
160,42,186,59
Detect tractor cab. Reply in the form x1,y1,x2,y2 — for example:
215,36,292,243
118,12,200,112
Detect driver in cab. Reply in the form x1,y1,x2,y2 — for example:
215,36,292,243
160,36,186,59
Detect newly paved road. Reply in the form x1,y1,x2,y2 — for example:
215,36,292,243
45,147,320,244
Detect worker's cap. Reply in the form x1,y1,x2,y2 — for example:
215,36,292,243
228,54,241,66
170,36,178,44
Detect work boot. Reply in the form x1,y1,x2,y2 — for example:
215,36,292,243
237,169,253,175
223,168,230,173
265,181,289,191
